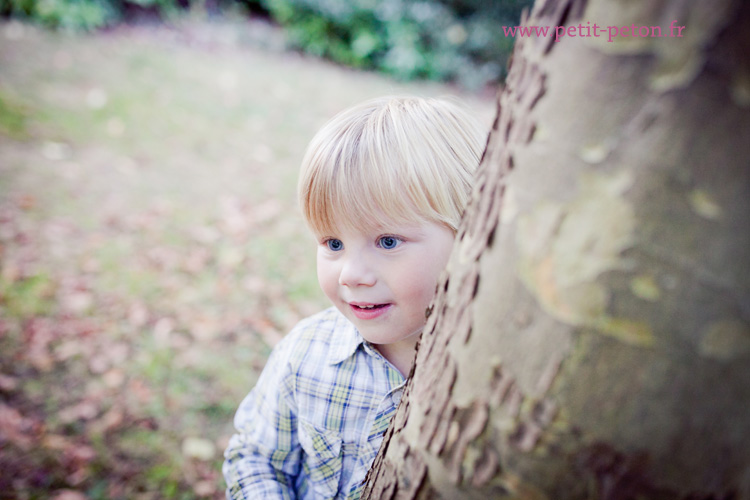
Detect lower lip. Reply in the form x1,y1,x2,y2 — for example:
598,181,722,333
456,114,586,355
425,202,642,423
349,303,391,320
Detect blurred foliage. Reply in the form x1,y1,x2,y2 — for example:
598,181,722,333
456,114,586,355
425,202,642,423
253,0,533,88
0,0,533,88
0,0,119,30
0,0,187,30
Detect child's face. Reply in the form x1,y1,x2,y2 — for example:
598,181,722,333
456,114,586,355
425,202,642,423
316,218,454,352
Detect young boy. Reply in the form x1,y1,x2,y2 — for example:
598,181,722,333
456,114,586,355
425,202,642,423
223,96,486,499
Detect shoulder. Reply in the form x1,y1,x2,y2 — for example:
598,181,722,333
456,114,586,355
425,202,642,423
288,307,347,339
273,307,360,371
281,307,350,347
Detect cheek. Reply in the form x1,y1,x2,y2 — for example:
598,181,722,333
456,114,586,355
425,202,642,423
316,254,339,300
394,263,441,309
400,246,452,306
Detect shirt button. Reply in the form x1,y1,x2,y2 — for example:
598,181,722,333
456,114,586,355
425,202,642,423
391,390,402,405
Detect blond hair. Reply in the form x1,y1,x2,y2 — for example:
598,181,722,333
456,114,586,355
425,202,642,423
298,96,486,236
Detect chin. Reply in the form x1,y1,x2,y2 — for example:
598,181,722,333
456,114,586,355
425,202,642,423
359,330,402,346
359,333,389,345
364,327,419,345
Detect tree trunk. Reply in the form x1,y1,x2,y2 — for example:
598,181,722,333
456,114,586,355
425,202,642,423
363,0,750,498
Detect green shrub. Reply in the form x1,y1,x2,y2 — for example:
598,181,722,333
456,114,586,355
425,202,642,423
34,0,118,30
0,0,532,84
1,0,118,29
0,0,180,30
254,0,533,88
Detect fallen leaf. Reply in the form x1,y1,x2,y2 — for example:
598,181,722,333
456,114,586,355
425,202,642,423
89,355,109,374
248,317,283,347
55,339,83,361
193,480,216,496
183,247,211,274
63,291,94,314
0,373,19,391
88,406,124,435
217,246,244,271
189,225,220,245
107,342,129,365
59,401,99,424
66,442,96,463
146,246,181,271
219,196,250,236
18,194,36,210
153,317,174,347
44,434,71,450
102,369,126,388
128,379,152,405
0,403,34,450
25,318,56,371
41,141,72,161
190,314,221,342
86,88,107,109
51,490,88,500
251,199,282,225
67,467,89,487
127,302,149,328
182,437,216,461
106,117,125,137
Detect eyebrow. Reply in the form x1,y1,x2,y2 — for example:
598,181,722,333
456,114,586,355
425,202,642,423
371,222,428,236
316,221,428,239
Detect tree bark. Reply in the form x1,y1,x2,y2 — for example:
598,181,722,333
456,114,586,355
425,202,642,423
363,0,750,498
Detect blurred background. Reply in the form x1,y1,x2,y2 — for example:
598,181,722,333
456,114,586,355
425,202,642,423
0,1,529,498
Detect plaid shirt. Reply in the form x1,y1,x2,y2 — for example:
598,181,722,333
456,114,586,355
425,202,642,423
223,307,406,499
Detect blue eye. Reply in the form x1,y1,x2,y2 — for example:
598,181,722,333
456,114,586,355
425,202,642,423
326,239,344,251
378,236,400,249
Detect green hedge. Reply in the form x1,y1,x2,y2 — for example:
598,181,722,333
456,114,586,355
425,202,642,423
256,0,532,88
0,0,184,31
1,0,115,30
0,0,532,87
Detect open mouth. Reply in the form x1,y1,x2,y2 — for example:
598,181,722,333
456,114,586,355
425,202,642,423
349,302,391,319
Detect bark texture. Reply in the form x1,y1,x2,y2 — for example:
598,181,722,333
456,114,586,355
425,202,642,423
363,0,750,498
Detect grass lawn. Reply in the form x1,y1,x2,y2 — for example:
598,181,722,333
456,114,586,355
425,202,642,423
0,17,495,499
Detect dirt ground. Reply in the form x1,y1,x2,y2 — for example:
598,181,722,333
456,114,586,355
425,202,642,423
0,17,495,499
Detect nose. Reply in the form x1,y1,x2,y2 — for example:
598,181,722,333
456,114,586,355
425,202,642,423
338,253,376,287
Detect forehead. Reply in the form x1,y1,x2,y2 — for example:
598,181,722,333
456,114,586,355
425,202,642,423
315,208,430,238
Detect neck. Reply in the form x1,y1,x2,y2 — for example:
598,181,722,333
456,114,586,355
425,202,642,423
375,339,417,378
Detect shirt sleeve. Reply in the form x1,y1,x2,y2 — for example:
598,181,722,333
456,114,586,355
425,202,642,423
223,336,302,500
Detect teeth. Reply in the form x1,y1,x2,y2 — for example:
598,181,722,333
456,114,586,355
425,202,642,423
356,305,376,309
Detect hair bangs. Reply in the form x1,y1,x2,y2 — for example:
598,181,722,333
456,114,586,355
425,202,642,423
303,146,440,237
298,95,486,238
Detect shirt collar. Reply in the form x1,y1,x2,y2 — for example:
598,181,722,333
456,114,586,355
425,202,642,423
327,310,367,365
